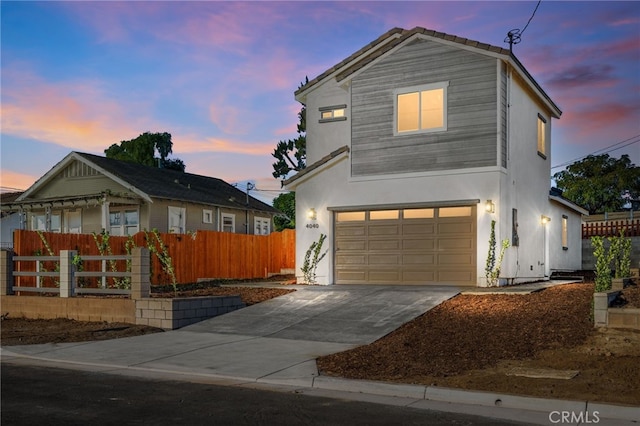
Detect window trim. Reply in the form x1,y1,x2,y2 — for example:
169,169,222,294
394,81,449,136
253,216,271,235
221,213,235,233
109,207,139,236
537,113,547,159
561,215,568,250
319,104,347,123
202,209,213,224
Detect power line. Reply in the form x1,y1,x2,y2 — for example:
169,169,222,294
520,0,542,36
551,134,640,170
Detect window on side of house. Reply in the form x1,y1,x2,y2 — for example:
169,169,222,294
202,209,213,224
562,215,568,250
254,217,271,235
64,210,82,233
168,206,186,234
537,114,547,159
109,209,139,236
319,104,347,123
395,82,448,135
221,213,235,233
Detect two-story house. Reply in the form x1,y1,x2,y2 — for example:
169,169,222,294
285,27,586,286
1,152,279,243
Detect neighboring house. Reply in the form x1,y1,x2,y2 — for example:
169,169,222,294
0,191,24,248
285,27,586,286
1,152,278,237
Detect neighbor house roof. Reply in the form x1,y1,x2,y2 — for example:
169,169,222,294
295,26,561,118
12,152,277,213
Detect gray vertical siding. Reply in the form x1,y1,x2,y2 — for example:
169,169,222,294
351,39,499,177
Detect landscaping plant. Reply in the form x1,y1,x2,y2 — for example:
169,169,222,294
301,233,327,284
485,220,510,287
591,236,612,292
144,229,178,292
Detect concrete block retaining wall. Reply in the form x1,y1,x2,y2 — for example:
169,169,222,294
136,296,245,329
593,290,640,330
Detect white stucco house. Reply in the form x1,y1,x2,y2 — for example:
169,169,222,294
284,27,587,286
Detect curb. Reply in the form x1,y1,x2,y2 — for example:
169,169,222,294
307,376,640,423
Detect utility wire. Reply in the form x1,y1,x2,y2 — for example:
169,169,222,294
551,134,640,170
520,0,542,36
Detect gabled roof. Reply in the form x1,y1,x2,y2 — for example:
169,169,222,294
16,152,277,213
296,26,561,118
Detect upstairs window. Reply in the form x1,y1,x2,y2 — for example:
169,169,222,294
537,114,547,158
395,82,448,135
319,105,347,123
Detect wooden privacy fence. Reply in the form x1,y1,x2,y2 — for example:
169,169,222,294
582,219,640,239
12,229,295,286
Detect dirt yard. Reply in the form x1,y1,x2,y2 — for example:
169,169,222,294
2,282,639,406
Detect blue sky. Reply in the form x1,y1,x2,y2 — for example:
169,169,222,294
1,1,639,204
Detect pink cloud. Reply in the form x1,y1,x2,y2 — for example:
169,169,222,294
0,170,38,192
1,65,154,150
172,133,273,157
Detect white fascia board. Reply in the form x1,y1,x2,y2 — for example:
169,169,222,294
550,195,589,216
283,151,349,191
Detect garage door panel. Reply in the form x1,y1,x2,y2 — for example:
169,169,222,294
336,254,366,265
336,240,366,251
403,239,435,250
369,224,399,235
403,270,436,281
369,240,400,250
369,270,401,281
335,205,476,285
336,226,366,237
370,255,400,265
336,270,367,281
403,254,434,264
402,223,435,235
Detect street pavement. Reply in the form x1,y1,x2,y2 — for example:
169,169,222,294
2,282,638,425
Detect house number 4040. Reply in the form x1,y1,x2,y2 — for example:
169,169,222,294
306,223,319,229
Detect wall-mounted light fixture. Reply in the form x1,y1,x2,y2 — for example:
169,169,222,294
307,208,317,221
541,215,551,225
485,200,495,214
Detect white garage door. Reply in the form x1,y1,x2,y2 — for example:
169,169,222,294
334,205,476,285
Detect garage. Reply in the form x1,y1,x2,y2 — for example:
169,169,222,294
334,205,476,285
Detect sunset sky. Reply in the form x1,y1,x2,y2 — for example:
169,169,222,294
1,1,639,204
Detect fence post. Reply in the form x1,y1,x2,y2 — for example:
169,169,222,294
0,250,14,295
59,250,76,298
131,247,150,299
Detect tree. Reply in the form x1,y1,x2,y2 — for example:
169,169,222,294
273,192,295,231
105,132,185,172
272,78,308,182
552,154,640,214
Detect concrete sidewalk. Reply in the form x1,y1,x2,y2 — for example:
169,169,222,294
2,282,638,424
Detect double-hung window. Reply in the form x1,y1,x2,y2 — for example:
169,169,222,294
395,82,448,135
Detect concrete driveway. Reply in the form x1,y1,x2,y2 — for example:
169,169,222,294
2,285,461,386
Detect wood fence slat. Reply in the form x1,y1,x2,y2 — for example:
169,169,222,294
13,229,296,285
582,219,640,238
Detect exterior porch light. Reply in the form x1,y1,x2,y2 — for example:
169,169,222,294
307,208,317,220
485,200,495,213
541,215,551,225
